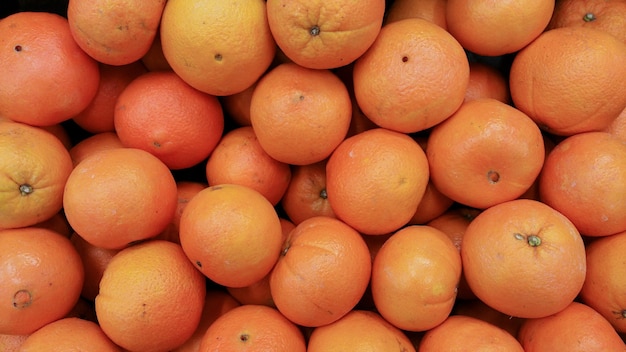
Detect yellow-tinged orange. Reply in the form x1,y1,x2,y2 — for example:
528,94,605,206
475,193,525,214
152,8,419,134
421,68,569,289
0,121,74,229
67,0,166,65
266,0,386,69
160,0,276,96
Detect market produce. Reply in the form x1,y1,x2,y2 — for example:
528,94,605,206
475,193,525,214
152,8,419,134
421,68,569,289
1,0,626,350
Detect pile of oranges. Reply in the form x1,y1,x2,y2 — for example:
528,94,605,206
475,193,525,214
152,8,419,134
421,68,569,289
1,0,626,350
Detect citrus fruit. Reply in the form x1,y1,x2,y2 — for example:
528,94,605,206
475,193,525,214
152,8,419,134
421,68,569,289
547,0,626,44
18,317,122,352
539,131,626,237
198,304,306,352
371,225,461,331
114,70,225,170
307,310,416,352
426,98,545,209
326,128,430,235
73,61,147,134
95,240,207,352
179,183,284,288
67,0,166,65
280,159,336,225
517,301,626,351
353,17,469,133
0,121,74,229
270,216,371,327
0,227,84,335
205,126,291,206
249,62,352,165
579,230,626,333
160,0,276,96
63,147,178,249
509,26,626,135
419,314,524,351
266,0,385,69
0,11,100,126
446,0,554,56
461,199,587,319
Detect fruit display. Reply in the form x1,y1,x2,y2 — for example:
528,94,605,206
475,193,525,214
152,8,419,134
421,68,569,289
1,0,626,350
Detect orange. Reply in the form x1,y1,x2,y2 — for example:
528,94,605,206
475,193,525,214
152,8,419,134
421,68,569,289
465,61,511,103
156,181,208,244
426,98,545,209
270,216,371,327
427,206,481,300
371,225,461,331
0,333,28,352
220,81,257,127
32,211,73,239
453,298,525,337
280,159,336,225
96,240,207,352
0,227,84,335
249,62,352,165
205,126,291,206
353,18,469,133
172,290,241,352
445,0,554,56
68,131,124,166
226,218,295,307
384,0,447,29
326,128,430,235
547,0,626,44
409,180,455,225
179,183,284,288
517,134,559,202
579,230,626,333
114,70,225,170
266,0,385,69
18,317,122,352
517,301,626,351
63,147,178,249
69,232,120,302
419,314,524,351
407,134,454,225
160,0,276,96
539,131,626,237
141,31,173,72
67,0,166,65
40,123,73,151
461,199,587,319
0,121,74,229
409,136,454,225
198,304,306,352
603,106,626,142
73,61,147,134
307,310,416,352
65,296,98,323
0,11,100,126
509,26,626,136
